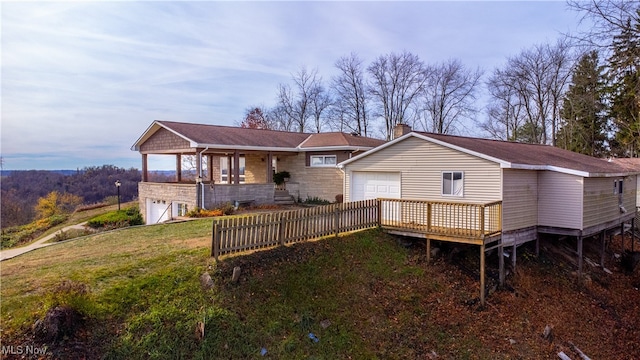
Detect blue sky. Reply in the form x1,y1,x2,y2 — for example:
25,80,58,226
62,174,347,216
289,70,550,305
1,1,586,170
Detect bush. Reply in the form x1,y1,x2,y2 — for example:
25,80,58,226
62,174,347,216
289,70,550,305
1,214,69,249
186,208,224,218
87,207,143,229
273,171,291,185
53,228,95,242
303,196,332,205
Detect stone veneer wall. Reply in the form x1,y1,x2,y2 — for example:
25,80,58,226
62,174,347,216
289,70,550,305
139,182,198,222
204,184,274,207
244,154,268,183
277,153,343,202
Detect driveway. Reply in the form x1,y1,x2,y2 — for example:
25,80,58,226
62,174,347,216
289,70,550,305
0,222,88,261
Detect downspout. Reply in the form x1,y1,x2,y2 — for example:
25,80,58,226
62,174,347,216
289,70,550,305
198,147,210,209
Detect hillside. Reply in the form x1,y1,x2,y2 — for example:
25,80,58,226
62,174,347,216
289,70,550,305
1,223,639,359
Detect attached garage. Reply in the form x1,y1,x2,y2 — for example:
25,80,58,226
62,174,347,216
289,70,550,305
146,199,171,225
351,171,401,201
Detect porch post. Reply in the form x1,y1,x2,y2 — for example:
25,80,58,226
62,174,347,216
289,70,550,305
233,150,240,185
176,154,182,182
227,156,232,184
266,152,273,183
195,148,202,180
141,154,148,182
480,244,486,306
426,238,431,264
207,155,213,182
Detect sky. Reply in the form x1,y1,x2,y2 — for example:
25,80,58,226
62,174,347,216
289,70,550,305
1,1,587,170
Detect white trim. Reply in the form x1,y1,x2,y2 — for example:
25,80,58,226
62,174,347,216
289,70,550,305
441,171,464,197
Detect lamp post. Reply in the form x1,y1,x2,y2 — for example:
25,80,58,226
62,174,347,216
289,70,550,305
115,180,121,211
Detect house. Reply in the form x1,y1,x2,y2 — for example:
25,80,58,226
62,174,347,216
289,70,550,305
131,120,384,224
339,124,639,301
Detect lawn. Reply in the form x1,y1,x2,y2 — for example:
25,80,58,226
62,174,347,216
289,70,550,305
1,221,639,359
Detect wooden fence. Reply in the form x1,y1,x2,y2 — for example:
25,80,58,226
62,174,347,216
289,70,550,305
211,199,379,260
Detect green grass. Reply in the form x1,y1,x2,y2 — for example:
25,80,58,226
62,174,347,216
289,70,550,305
5,221,636,358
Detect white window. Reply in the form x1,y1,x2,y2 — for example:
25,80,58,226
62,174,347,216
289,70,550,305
614,179,623,194
442,171,464,196
310,155,337,167
220,157,246,183
177,203,188,216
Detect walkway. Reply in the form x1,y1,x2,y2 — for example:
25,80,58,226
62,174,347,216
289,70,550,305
0,222,88,261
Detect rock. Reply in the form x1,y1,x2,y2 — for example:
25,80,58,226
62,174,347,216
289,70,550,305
320,319,331,329
200,272,214,290
509,338,517,345
431,247,441,257
543,324,554,340
232,266,242,283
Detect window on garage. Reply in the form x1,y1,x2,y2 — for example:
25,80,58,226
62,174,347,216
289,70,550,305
442,171,464,196
310,155,337,167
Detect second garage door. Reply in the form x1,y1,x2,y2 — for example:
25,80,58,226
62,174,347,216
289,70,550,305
351,172,401,201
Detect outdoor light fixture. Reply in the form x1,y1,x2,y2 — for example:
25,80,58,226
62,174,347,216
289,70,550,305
115,180,121,211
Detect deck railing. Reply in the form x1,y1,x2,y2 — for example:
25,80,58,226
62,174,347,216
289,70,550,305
211,198,502,259
379,198,502,239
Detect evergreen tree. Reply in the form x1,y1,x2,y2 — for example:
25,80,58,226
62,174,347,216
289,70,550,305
557,51,608,157
607,13,640,157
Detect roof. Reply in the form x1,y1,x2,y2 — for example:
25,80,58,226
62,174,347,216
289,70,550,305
132,120,384,152
610,158,640,172
340,131,637,178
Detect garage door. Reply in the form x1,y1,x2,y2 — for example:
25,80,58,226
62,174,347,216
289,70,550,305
351,172,401,201
146,199,171,225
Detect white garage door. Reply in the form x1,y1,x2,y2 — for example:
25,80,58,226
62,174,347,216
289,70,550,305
146,199,171,225
351,172,401,201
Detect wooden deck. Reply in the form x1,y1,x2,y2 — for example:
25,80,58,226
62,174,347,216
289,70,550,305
378,198,502,244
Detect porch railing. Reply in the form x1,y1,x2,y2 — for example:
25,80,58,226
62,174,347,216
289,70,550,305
379,198,502,239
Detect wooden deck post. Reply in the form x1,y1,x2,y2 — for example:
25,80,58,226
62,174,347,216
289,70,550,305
577,236,583,277
426,238,431,264
512,242,517,270
498,240,505,286
480,244,486,306
600,231,606,267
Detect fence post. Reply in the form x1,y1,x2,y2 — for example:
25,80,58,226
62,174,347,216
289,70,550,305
377,199,382,227
278,212,286,246
334,204,340,237
426,202,432,232
211,221,220,260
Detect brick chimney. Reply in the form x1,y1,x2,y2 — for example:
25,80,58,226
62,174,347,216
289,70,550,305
393,123,412,139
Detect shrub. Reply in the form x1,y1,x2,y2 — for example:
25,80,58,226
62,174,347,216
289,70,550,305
303,196,332,205
53,228,95,242
273,171,291,185
186,203,235,218
1,214,69,249
87,207,143,229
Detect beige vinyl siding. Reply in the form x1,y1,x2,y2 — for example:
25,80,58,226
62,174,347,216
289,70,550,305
344,136,501,203
537,171,583,229
502,169,538,231
583,176,637,229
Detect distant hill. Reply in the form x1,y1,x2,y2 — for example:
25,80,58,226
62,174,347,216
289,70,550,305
1,169,79,177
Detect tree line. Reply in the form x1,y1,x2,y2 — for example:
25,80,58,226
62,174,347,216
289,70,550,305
1,165,141,228
240,1,639,157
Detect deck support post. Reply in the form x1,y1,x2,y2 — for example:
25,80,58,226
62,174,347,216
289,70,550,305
577,236,583,277
621,222,625,251
480,244,486,306
632,218,635,252
426,238,431,264
512,242,517,270
535,233,540,257
600,231,606,267
498,240,505,286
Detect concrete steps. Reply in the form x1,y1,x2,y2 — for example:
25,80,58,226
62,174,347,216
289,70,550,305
274,190,295,205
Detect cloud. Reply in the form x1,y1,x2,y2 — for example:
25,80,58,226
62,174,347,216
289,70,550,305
1,1,585,170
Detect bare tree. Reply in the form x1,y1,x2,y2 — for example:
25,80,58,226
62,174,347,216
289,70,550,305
332,53,370,136
238,106,274,129
267,104,294,132
484,40,575,144
480,67,526,141
277,67,323,133
309,82,332,133
568,0,639,47
367,51,428,140
419,59,483,134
